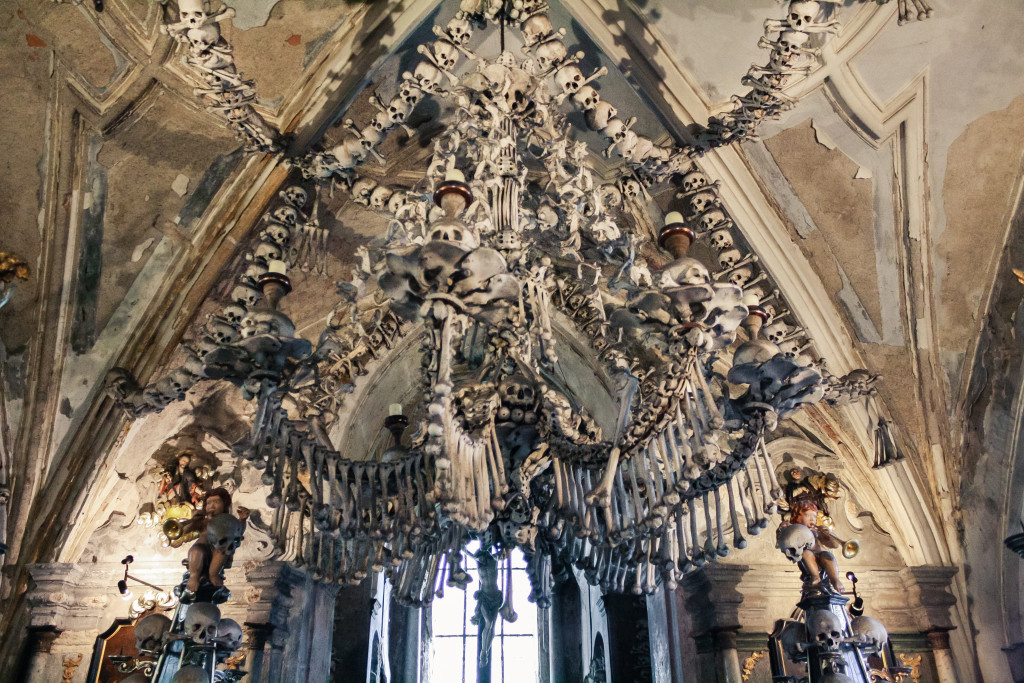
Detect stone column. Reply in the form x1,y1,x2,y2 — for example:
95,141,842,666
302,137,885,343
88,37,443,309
682,564,749,683
926,629,957,683
23,625,62,681
243,561,339,683
902,566,960,683
243,622,273,683
711,627,743,683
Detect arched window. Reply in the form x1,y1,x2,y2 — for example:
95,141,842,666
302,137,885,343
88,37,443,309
430,546,540,682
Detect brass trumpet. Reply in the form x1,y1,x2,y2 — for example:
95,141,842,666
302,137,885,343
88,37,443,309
837,537,860,559
162,518,185,541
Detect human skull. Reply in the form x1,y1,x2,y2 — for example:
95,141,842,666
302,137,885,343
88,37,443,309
522,14,553,44
186,23,220,53
408,61,443,92
709,227,734,251
555,64,584,94
216,617,244,651
689,189,718,214
717,248,742,270
621,178,642,201
371,110,392,133
500,374,536,408
177,0,210,28
272,206,300,228
172,666,212,683
207,318,238,345
536,204,558,229
184,602,221,643
399,81,425,104
446,16,472,45
369,185,394,210
360,124,385,150
602,118,627,142
167,367,195,395
240,308,283,338
629,135,655,162
660,257,710,288
779,339,812,365
585,101,618,131
762,321,790,345
788,0,820,29
700,209,728,233
776,523,815,562
681,170,708,193
262,222,291,245
728,265,755,288
253,240,283,265
387,190,408,215
535,38,567,72
432,40,459,71
243,261,268,282
231,283,261,307
806,609,843,651
352,178,378,206
281,185,308,209
572,85,600,110
206,512,245,555
134,613,171,654
613,130,639,159
342,134,368,163
222,303,247,323
778,30,810,56
850,615,888,653
388,97,413,124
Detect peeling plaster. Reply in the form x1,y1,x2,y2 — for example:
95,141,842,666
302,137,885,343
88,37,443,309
743,137,819,238
47,237,182,479
836,259,883,344
171,173,190,197
222,0,283,30
759,92,905,347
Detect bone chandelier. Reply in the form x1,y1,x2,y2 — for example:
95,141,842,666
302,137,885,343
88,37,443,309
108,0,886,615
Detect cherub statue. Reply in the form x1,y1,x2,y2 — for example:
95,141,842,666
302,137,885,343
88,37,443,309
179,488,248,602
785,499,845,594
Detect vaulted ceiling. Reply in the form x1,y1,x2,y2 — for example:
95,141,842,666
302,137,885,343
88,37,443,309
2,1,1023,680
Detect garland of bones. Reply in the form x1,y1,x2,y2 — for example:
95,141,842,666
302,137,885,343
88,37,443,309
106,0,897,609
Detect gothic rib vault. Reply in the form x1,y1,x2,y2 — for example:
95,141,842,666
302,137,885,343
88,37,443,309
1,0,1024,681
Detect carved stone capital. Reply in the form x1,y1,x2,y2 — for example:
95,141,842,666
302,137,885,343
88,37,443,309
682,564,750,634
25,564,87,629
900,566,958,631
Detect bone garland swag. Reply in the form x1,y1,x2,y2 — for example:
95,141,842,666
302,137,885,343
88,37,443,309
105,1,887,612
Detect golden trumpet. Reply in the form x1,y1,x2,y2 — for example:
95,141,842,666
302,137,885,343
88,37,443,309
162,518,185,541
837,537,860,559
